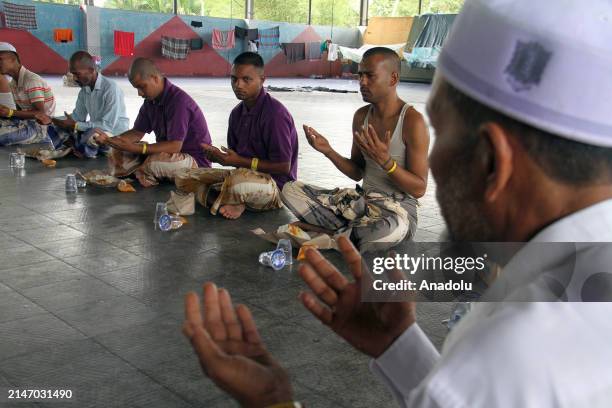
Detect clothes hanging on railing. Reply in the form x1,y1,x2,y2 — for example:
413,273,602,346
161,36,190,60
258,26,280,49
212,29,236,50
2,1,37,30
53,28,73,43
306,42,322,60
281,43,305,64
235,26,258,41
114,31,134,57
190,38,203,51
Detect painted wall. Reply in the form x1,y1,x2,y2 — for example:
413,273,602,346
1,0,361,77
100,8,361,77
0,0,84,73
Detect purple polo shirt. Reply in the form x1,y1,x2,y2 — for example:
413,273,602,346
133,79,211,167
227,89,298,188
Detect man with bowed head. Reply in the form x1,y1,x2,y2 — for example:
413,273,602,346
182,0,612,406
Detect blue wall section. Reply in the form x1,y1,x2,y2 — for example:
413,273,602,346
0,0,83,60
97,8,174,69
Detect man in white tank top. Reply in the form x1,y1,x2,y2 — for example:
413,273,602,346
281,47,430,252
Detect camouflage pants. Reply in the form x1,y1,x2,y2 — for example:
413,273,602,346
0,118,51,146
108,148,198,187
281,181,418,252
175,167,282,215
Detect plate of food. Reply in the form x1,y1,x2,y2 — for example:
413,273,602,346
77,170,123,188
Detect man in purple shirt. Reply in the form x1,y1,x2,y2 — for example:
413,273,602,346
175,52,298,219
95,58,212,187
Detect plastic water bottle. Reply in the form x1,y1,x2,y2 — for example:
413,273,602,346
154,202,168,227
158,214,184,231
258,249,286,270
9,152,25,169
443,302,473,330
276,239,293,265
65,174,77,193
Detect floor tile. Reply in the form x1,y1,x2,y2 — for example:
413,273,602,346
21,277,126,313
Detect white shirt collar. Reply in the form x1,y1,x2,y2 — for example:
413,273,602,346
483,199,612,301
531,199,612,242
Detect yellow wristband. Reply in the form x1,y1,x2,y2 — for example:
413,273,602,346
386,160,398,175
142,143,148,155
251,157,259,171
265,403,303,408
73,122,78,132
7,108,14,118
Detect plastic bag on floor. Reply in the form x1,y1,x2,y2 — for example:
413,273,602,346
166,190,195,216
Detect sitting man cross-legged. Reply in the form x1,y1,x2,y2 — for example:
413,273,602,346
0,42,55,146
282,47,430,252
95,58,212,187
0,73,16,111
50,51,129,158
175,52,298,219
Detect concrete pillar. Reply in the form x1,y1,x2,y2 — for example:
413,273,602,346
308,0,312,25
82,5,101,58
359,0,368,26
246,0,254,20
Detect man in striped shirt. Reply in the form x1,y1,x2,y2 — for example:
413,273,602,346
0,42,56,145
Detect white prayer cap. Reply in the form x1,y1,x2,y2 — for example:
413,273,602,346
437,0,612,147
0,42,17,53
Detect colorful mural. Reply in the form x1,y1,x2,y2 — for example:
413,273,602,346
0,0,360,77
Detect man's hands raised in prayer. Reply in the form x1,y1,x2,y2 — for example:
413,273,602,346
201,144,241,167
183,283,293,408
299,236,416,358
182,237,417,406
303,125,333,156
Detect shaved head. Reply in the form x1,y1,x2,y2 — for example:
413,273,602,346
362,47,401,74
69,51,95,69
128,58,161,81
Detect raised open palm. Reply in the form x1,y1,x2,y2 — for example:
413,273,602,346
299,236,416,358
183,283,293,408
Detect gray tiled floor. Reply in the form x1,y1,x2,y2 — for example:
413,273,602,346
0,77,452,407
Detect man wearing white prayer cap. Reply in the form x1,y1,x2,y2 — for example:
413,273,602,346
179,0,612,406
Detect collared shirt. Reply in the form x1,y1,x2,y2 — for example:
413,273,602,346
227,88,298,188
370,199,612,407
71,74,129,135
10,66,55,116
133,78,211,167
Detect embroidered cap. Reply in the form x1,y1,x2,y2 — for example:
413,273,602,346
437,0,612,147
0,42,17,54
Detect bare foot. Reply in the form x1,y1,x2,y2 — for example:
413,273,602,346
219,204,245,219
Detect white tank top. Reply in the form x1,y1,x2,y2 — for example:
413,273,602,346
361,103,410,196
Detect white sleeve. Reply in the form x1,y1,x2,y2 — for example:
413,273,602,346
369,323,441,407
0,92,16,110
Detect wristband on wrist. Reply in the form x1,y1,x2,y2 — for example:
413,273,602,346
142,143,148,155
251,157,259,171
73,122,78,132
386,160,398,175
7,108,14,118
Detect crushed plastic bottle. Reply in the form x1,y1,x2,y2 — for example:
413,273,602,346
258,249,286,270
442,302,473,331
158,214,185,231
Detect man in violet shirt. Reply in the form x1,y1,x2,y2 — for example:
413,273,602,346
95,58,212,187
175,52,298,219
